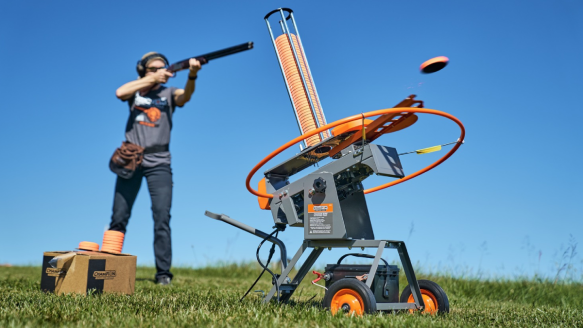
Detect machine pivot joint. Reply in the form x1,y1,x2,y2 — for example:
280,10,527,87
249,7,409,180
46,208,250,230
313,177,327,193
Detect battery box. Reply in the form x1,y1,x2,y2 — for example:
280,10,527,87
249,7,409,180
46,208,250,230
324,264,400,303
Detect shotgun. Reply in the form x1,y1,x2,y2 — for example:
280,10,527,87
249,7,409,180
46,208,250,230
167,41,254,73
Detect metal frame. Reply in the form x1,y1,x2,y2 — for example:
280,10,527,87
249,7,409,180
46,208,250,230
204,211,426,311
288,10,329,139
265,15,307,149
261,239,425,310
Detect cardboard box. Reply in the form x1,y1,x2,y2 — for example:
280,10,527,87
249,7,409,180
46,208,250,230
41,251,136,295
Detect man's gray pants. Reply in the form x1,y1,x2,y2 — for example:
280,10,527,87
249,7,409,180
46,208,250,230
109,164,173,280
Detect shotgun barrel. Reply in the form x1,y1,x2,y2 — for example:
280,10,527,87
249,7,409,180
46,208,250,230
167,41,254,73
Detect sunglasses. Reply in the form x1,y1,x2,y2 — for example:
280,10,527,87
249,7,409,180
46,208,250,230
145,66,168,73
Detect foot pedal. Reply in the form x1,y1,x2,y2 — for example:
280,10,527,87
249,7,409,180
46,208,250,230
278,284,297,294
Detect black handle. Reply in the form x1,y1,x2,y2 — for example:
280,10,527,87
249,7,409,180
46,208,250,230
264,8,293,20
336,253,390,269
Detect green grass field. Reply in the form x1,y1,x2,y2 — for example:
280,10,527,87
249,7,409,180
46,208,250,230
1,264,582,327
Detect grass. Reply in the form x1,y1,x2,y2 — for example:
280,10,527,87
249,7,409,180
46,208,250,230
1,264,582,327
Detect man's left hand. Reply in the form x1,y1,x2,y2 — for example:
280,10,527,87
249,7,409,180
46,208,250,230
189,58,201,76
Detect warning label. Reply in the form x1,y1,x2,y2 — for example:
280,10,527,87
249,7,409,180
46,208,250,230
308,203,333,234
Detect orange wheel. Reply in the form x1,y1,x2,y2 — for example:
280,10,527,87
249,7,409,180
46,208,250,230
323,278,376,315
400,280,449,314
407,289,438,314
331,289,365,315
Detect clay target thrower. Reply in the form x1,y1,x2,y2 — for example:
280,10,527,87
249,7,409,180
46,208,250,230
202,7,465,315
265,8,330,149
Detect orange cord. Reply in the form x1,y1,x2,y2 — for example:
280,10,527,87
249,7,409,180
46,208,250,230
246,107,465,199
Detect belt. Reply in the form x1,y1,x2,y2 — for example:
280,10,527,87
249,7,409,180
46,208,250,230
144,144,169,154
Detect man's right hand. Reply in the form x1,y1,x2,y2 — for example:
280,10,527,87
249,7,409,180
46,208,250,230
116,68,172,100
149,69,173,84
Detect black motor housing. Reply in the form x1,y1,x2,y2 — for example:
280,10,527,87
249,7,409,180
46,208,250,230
324,264,400,303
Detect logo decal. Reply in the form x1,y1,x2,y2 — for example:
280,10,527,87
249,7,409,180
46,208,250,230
133,92,168,127
134,92,152,107
151,97,168,107
45,268,66,277
92,270,117,280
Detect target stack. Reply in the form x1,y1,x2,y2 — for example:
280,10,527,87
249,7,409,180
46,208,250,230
101,230,124,254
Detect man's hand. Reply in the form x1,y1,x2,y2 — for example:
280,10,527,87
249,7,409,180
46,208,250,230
116,71,169,100
175,58,201,107
151,69,173,84
189,58,202,76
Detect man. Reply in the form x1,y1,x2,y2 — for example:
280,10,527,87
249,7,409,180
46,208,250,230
110,52,201,285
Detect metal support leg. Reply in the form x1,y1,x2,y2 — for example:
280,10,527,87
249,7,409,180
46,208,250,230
290,247,324,285
365,240,386,288
264,243,324,303
280,246,324,303
397,242,425,310
263,242,307,303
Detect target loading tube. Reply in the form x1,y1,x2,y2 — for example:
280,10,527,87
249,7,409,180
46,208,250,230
167,41,254,73
265,8,329,148
204,211,288,269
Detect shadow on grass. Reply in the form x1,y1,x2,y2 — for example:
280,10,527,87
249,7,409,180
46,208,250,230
135,278,156,283
285,299,323,309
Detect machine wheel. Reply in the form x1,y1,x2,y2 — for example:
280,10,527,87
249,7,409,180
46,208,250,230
323,278,377,315
400,279,449,314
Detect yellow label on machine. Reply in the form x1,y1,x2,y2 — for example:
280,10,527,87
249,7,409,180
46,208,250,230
416,145,442,154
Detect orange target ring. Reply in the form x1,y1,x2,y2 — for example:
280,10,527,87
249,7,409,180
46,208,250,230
246,107,465,199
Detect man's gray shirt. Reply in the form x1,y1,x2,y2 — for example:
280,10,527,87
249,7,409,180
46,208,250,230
124,85,178,167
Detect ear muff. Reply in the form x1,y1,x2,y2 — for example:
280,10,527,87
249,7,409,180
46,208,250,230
136,53,170,77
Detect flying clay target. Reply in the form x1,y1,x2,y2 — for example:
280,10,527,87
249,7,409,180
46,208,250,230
420,56,449,73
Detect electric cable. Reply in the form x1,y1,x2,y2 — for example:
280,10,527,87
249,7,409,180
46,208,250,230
240,229,280,302
240,229,277,302
336,253,391,299
257,229,281,303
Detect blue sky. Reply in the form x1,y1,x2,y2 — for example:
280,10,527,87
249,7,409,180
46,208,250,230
1,0,582,280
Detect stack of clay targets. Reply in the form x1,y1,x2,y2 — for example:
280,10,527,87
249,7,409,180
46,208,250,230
275,33,329,147
101,230,124,254
78,241,100,251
